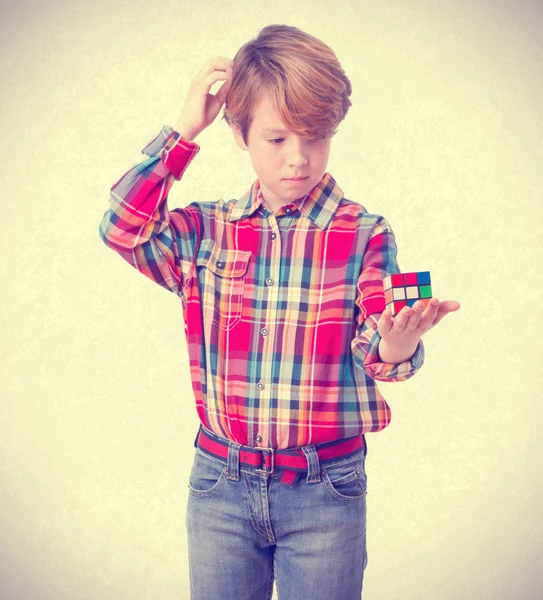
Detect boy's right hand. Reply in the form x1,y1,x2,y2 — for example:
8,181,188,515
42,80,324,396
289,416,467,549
173,56,234,141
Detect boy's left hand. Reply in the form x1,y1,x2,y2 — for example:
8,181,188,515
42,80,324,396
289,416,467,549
377,298,461,359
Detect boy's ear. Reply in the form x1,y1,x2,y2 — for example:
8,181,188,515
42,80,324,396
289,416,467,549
230,123,249,151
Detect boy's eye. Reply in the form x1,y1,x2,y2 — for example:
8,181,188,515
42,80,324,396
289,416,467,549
267,134,327,145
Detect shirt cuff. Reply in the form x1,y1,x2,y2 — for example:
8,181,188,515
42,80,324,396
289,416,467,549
141,125,200,180
365,332,425,380
352,314,425,381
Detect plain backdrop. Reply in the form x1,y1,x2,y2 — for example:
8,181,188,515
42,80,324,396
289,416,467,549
1,0,542,598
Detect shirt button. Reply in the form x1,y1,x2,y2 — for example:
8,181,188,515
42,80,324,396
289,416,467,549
256,381,264,390
261,327,268,336
270,233,277,240
216,261,225,269
255,434,262,443
265,278,274,286
285,207,292,214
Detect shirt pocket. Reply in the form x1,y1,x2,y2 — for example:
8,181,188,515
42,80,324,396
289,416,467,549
196,240,252,332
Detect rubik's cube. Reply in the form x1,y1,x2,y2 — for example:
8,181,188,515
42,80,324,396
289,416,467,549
383,271,432,316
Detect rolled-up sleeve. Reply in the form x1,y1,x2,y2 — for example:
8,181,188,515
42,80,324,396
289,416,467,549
98,125,202,296
351,216,425,381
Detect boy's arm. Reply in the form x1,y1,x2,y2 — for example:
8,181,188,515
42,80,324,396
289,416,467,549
98,126,202,296
99,56,234,296
351,216,425,382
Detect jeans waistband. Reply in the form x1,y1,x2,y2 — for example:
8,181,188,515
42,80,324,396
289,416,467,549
193,424,366,485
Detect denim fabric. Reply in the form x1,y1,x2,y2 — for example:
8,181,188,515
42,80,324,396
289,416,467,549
185,426,368,599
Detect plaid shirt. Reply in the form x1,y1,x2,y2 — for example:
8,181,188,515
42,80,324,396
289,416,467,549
99,125,425,450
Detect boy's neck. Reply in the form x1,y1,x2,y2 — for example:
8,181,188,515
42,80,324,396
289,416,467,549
261,196,289,216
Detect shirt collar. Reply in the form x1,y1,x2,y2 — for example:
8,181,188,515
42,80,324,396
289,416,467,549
228,172,344,231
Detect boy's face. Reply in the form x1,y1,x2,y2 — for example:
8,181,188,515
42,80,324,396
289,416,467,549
231,94,332,211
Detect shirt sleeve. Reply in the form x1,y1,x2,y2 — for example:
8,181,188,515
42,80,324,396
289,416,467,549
351,215,425,381
98,125,202,297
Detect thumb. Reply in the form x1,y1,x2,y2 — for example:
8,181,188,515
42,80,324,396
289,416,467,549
433,300,461,326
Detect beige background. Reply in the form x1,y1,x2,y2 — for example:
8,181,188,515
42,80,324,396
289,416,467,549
2,0,542,598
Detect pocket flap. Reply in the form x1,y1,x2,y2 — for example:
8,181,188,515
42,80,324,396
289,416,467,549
196,240,251,278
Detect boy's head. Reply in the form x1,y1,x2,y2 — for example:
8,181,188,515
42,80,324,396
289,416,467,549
223,24,352,146
223,25,352,209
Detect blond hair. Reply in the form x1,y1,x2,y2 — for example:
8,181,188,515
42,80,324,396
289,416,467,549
223,24,352,144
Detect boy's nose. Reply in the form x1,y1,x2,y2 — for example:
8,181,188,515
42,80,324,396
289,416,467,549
287,142,309,167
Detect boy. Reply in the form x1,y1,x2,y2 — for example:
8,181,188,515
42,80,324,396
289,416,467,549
99,24,459,600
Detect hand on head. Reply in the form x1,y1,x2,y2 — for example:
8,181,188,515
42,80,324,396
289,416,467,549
173,56,234,141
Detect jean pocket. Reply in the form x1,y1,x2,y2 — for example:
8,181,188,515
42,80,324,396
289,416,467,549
188,449,227,497
196,241,251,332
321,454,367,502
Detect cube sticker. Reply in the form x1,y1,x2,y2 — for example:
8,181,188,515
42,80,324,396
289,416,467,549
383,271,432,316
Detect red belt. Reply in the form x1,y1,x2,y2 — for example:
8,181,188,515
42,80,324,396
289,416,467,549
196,426,366,484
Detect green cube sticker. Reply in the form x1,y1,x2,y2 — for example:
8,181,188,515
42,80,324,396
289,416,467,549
419,285,432,299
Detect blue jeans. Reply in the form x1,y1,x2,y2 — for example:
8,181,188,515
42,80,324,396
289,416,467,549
185,426,368,599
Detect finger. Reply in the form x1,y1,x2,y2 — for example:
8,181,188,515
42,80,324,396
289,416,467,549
199,71,231,95
403,301,424,331
198,56,234,78
378,308,394,335
393,305,415,330
418,297,439,322
214,79,232,105
427,297,440,310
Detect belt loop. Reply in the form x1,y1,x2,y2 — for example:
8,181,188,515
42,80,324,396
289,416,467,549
301,445,321,484
193,423,202,448
226,440,241,481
